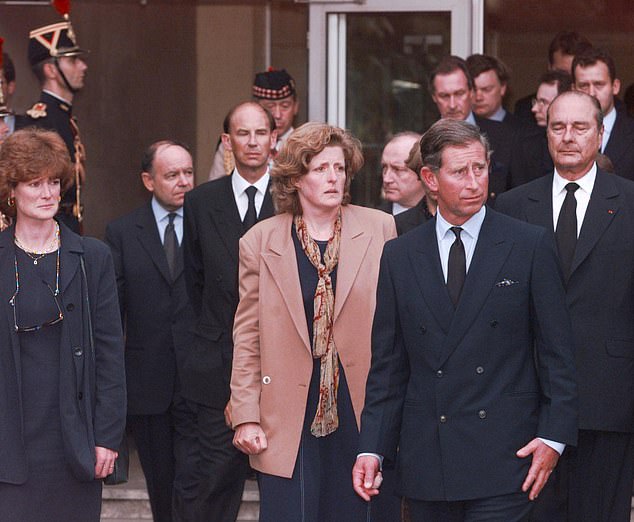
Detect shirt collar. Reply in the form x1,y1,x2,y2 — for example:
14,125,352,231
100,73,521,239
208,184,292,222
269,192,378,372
151,196,183,222
489,106,507,122
464,112,477,125
42,89,72,106
436,205,486,241
553,163,597,196
603,107,617,134
232,168,270,195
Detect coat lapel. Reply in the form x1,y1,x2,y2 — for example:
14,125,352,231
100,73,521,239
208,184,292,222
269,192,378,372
438,211,513,367
524,174,554,230
59,222,83,295
136,203,172,284
260,214,311,353
209,177,244,264
569,169,619,277
333,207,371,322
0,228,22,394
409,219,454,335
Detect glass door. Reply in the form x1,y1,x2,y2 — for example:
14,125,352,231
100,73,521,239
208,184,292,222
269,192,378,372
308,0,483,206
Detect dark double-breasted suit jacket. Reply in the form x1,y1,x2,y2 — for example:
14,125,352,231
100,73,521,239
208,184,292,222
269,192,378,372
496,170,634,433
105,202,195,415
183,174,274,408
359,208,578,502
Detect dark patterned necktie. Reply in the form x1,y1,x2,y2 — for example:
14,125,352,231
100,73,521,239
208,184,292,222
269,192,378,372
447,226,466,306
164,212,178,279
555,183,579,278
243,186,258,231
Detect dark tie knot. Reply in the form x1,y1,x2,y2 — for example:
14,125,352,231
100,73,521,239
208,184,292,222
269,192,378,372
167,212,177,226
450,226,463,240
245,185,257,202
565,182,580,194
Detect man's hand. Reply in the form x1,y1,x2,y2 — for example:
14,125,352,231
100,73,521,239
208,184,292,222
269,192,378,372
95,446,119,479
352,455,383,501
233,422,268,455
516,438,560,500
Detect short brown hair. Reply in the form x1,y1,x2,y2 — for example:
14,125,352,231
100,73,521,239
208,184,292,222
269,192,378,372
270,122,363,215
0,128,73,217
466,54,510,85
429,56,474,93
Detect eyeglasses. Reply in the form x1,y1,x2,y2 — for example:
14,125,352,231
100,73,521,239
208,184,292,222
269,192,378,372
9,250,63,333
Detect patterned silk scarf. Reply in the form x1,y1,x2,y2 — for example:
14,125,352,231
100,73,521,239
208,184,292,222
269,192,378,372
294,210,342,437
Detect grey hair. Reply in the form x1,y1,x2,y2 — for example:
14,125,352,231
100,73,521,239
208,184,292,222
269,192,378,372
420,119,491,171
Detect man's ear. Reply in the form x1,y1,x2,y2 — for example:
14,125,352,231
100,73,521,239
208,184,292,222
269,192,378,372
221,133,232,153
141,171,154,193
421,166,438,192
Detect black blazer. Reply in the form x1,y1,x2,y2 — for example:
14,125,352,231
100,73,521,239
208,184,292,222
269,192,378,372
603,110,634,181
105,202,195,415
359,209,577,501
183,175,274,407
394,197,432,235
0,223,126,484
497,170,634,433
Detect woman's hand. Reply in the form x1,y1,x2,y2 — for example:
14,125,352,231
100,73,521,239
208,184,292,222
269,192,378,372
233,422,268,455
95,446,119,479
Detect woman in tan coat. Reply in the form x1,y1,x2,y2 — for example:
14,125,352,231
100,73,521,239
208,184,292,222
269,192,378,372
230,122,397,521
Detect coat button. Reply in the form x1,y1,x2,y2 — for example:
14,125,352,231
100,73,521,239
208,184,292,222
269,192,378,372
490,320,498,328
66,303,75,312
436,370,443,378
262,376,271,385
478,409,487,419
73,347,83,357
440,415,447,423
419,325,427,334
476,366,484,374
78,392,83,400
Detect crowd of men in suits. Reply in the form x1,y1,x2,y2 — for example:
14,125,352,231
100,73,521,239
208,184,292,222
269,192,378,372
3,15,634,521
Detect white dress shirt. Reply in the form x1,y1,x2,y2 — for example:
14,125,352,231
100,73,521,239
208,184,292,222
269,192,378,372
552,164,597,237
489,106,507,123
601,108,617,153
231,169,270,221
151,197,184,245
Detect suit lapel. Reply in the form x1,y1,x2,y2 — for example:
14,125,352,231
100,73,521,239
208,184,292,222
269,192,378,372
439,211,513,367
209,177,244,264
333,207,371,322
261,214,311,353
524,175,554,230
0,228,22,393
136,203,172,284
570,169,619,276
259,182,275,221
409,220,454,335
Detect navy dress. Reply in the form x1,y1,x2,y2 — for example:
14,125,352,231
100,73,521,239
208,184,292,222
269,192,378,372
0,248,101,521
257,227,372,522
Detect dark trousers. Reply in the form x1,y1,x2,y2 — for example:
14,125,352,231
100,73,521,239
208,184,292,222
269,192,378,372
531,429,634,522
171,398,248,522
127,412,175,522
406,491,533,522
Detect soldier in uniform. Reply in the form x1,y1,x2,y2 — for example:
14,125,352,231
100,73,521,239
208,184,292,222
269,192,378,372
18,16,88,233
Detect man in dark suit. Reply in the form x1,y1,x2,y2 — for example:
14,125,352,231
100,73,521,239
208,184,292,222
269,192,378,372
572,47,634,182
497,91,634,522
182,101,277,521
353,119,578,521
105,141,196,522
429,56,517,204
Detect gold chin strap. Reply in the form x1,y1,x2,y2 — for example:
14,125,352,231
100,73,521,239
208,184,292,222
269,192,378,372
68,116,86,222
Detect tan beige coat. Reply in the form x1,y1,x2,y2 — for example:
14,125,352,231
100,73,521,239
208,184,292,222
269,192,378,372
230,204,396,478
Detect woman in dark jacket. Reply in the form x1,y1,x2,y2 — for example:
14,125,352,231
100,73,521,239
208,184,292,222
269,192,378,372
0,128,126,520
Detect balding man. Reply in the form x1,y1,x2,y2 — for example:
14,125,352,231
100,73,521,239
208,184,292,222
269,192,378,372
380,132,425,215
183,101,277,522
498,91,634,522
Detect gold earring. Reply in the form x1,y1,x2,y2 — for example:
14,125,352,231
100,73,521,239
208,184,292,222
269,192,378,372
58,196,61,202
7,197,14,207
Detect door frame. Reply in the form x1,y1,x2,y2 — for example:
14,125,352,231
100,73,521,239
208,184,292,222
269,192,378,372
307,0,484,123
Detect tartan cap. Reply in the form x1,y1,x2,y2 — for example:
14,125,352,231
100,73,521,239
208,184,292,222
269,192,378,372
252,68,296,100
